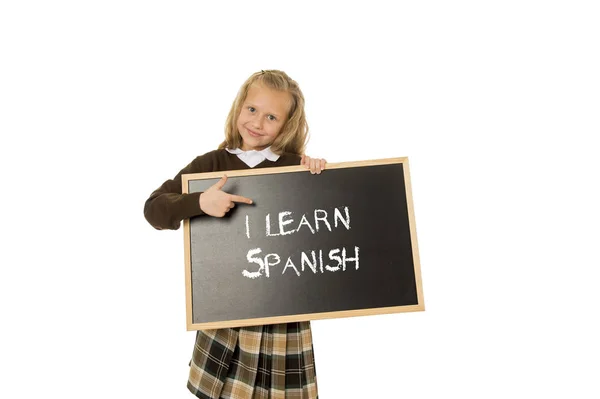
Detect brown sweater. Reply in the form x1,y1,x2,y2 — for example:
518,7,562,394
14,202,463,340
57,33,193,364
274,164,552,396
144,149,302,230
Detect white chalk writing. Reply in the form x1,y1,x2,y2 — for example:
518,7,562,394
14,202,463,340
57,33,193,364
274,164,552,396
241,205,358,279
241,246,360,279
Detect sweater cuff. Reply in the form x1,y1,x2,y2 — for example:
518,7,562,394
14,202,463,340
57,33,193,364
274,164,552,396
176,192,204,221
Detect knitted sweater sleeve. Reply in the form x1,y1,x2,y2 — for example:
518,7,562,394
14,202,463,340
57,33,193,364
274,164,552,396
143,155,210,230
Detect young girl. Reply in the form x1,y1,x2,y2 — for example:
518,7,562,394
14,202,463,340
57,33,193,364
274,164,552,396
144,70,325,399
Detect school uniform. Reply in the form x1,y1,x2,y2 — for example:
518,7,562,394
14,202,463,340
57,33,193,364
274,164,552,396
144,148,318,399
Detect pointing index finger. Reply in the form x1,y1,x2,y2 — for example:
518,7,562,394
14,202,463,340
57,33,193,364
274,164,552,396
230,194,253,204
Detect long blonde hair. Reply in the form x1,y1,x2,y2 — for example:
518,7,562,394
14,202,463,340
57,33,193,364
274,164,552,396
218,70,309,155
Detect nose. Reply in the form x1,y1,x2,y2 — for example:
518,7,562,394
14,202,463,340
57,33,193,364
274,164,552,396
251,113,263,130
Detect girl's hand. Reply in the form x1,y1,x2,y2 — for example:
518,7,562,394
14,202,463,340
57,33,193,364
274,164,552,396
199,175,253,217
301,155,327,175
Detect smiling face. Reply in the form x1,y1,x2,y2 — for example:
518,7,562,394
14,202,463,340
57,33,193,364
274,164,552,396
236,84,292,151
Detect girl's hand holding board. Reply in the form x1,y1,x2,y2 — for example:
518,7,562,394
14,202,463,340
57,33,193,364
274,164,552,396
301,154,327,174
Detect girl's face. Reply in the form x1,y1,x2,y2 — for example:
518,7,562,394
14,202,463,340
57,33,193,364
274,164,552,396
237,84,292,151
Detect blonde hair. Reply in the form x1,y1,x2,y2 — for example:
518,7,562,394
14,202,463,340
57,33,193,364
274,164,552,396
218,70,309,155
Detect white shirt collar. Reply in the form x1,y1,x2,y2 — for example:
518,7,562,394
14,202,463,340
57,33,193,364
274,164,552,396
226,147,280,168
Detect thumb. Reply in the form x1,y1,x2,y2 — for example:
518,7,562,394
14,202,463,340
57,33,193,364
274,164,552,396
213,175,228,190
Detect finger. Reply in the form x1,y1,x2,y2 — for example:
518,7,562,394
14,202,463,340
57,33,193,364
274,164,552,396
310,158,317,174
316,159,325,173
230,194,253,204
302,155,310,168
213,175,228,190
229,202,236,210
316,159,323,174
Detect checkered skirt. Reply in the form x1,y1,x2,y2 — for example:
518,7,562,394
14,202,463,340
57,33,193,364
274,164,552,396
187,321,318,399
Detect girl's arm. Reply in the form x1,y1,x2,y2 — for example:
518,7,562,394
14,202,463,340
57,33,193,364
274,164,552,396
143,157,206,230
144,154,253,230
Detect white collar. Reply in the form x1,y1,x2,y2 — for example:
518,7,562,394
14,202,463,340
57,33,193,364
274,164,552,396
226,147,280,168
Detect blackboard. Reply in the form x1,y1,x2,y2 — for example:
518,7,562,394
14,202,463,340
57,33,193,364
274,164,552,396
182,158,424,330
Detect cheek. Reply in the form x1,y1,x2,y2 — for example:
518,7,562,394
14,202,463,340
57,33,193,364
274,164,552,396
271,121,285,135
236,116,248,131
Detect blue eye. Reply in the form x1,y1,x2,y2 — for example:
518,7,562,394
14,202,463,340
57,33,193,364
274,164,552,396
267,115,276,121
248,107,256,112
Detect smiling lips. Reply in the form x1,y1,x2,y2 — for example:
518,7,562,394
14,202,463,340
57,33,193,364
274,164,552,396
247,128,262,137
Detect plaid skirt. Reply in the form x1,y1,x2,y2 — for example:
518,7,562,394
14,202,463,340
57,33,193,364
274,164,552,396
187,321,318,399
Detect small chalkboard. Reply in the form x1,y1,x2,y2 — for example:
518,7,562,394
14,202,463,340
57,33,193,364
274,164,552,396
182,158,424,330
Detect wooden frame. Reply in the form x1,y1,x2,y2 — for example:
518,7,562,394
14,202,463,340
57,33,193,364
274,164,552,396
182,157,424,330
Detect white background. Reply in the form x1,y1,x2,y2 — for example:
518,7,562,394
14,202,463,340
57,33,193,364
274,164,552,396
1,1,599,398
